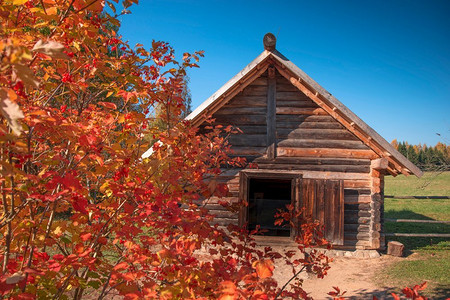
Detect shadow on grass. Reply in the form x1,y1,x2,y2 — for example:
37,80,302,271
384,209,450,255
344,285,450,300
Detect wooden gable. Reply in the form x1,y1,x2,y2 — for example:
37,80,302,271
188,36,422,178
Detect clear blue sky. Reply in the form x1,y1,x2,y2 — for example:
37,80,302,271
119,0,450,146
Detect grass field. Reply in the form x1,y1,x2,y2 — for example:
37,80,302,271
381,171,450,298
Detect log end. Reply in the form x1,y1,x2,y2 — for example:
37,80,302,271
263,33,276,51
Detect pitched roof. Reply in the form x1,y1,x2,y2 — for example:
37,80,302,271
186,37,422,178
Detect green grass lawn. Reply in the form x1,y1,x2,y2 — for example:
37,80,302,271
381,171,450,298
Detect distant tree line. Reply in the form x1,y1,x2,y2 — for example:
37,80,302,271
391,140,450,171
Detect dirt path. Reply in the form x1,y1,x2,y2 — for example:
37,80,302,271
274,254,402,299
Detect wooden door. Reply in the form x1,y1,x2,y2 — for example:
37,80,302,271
295,178,344,245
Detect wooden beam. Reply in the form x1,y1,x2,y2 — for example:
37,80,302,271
371,158,389,170
242,168,371,180
277,147,378,159
266,65,276,159
275,107,327,115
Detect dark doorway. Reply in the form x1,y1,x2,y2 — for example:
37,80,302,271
248,178,291,236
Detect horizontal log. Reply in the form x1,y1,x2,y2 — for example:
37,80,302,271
230,125,267,135
344,194,372,204
276,114,335,123
214,107,266,115
277,139,368,150
344,181,371,189
250,77,268,86
276,100,317,108
343,240,370,247
211,218,239,226
230,146,266,156
242,85,267,96
228,155,260,162
255,157,370,166
344,232,370,241
210,210,236,218
214,115,266,125
226,96,267,107
276,107,327,115
384,195,450,199
277,128,358,141
241,169,371,180
344,216,370,224
276,121,343,130
203,197,239,204
255,163,369,173
344,203,370,211
228,134,267,147
344,224,370,232
345,210,371,218
385,233,450,238
277,147,378,159
276,83,300,92
276,91,310,101
385,219,450,224
344,189,371,195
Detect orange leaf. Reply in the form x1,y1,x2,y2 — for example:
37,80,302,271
253,259,274,279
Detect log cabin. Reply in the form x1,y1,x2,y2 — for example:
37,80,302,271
186,33,422,250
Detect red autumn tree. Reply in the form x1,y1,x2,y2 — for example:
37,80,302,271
0,1,332,299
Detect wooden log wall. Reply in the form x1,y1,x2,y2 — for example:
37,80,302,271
200,70,381,249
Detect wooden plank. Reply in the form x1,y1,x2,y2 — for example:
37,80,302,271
250,77,268,86
228,134,267,147
344,224,370,232
277,139,368,150
344,194,372,204
276,121,344,130
385,219,450,224
255,157,370,166
214,114,266,125
344,232,370,240
276,114,335,123
384,195,450,200
241,169,371,180
276,107,327,115
228,125,267,135
344,181,371,189
344,216,371,224
276,100,317,108
230,146,266,156
276,91,311,101
266,66,276,159
242,85,267,96
255,163,369,173
345,210,371,218
214,107,266,115
385,233,450,238
226,95,267,107
277,128,358,141
277,147,378,159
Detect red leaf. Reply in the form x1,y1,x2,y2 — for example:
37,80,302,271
80,233,92,241
98,102,117,110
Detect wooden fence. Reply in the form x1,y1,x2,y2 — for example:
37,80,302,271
385,195,450,238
